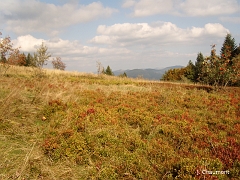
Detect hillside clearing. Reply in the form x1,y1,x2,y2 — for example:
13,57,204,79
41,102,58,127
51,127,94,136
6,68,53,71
0,66,239,179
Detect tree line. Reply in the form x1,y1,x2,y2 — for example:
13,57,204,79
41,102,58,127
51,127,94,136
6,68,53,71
161,34,240,88
0,32,66,75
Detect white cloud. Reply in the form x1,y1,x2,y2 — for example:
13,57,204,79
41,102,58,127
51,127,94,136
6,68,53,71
90,22,229,47
220,16,240,24
11,21,230,72
123,0,239,17
12,35,44,52
90,35,119,45
122,0,136,8
0,0,118,35
179,0,240,16
123,0,173,17
12,35,130,60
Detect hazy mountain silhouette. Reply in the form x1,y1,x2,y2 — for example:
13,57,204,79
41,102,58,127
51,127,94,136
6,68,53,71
114,66,184,80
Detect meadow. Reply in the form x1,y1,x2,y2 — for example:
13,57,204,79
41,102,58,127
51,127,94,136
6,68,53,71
0,66,239,179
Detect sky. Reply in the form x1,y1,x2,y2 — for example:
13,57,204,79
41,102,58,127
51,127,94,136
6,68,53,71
0,0,240,73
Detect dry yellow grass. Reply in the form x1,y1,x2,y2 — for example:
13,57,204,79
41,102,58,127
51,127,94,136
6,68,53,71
0,65,239,179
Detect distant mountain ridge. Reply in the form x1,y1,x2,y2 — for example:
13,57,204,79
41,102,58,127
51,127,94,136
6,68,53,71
113,66,184,80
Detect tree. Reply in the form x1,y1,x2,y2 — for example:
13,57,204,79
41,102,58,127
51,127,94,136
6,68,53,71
33,42,51,69
231,45,240,86
231,54,240,86
232,45,240,58
96,60,104,75
104,65,114,76
200,44,240,88
52,57,66,70
8,51,26,66
119,72,127,78
220,34,237,59
21,53,27,66
184,60,195,82
25,53,33,67
195,52,204,82
200,44,221,86
0,32,20,74
161,68,186,81
0,34,12,63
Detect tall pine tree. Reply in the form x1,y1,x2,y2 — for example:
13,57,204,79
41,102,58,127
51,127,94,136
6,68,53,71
195,52,204,82
104,65,114,76
25,53,32,67
184,60,195,82
220,34,237,59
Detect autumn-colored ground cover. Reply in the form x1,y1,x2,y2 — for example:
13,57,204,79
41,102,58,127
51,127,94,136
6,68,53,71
0,66,239,179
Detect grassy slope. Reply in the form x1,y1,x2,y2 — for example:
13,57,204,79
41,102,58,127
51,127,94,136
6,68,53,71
0,66,239,179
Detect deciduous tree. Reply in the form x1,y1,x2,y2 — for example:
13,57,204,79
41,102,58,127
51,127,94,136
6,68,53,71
161,68,186,81
96,61,104,75
0,32,21,74
33,42,51,69
52,57,66,70
8,51,26,66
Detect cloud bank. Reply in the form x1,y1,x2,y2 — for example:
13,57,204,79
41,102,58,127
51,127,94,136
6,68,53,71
90,22,229,47
12,35,130,61
11,21,229,71
0,0,117,35
123,0,240,17
1,0,238,72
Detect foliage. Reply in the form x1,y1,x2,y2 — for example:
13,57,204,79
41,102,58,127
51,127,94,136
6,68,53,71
195,52,204,82
28,42,51,77
232,45,240,58
119,72,127,78
161,67,186,81
199,34,239,88
162,34,240,88
0,66,240,179
220,34,237,58
0,33,13,62
0,32,21,74
1,32,53,76
25,53,33,67
8,51,26,66
231,54,240,86
184,60,196,82
32,42,51,69
200,44,240,88
52,57,66,70
103,65,114,76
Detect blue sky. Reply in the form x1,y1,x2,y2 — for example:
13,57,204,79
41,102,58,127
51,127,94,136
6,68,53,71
1,0,240,72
